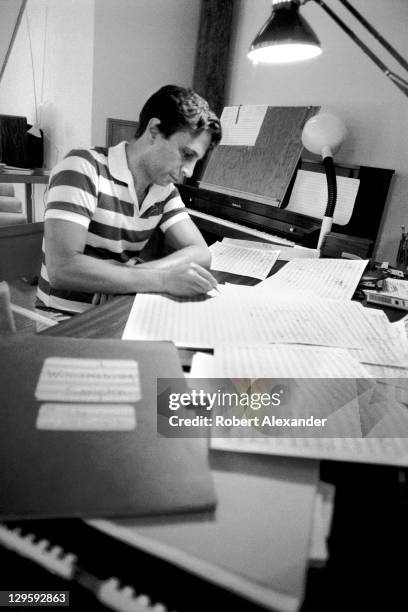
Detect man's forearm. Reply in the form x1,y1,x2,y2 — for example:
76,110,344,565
47,244,211,295
48,252,164,295
143,244,211,270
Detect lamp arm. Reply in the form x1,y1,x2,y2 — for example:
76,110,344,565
338,0,408,73
300,0,408,99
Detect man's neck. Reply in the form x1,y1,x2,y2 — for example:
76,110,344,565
125,139,151,200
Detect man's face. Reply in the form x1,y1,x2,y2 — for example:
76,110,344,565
145,128,211,186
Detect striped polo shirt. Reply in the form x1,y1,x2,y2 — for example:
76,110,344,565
37,141,189,313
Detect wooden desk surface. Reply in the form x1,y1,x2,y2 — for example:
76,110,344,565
42,295,133,340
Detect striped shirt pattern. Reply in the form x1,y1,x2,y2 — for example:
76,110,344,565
37,142,189,313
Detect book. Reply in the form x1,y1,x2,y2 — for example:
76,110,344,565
0,335,216,520
0,165,34,174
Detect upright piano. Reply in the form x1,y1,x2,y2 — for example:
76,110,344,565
180,158,394,256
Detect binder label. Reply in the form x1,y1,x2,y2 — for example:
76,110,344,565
36,404,137,431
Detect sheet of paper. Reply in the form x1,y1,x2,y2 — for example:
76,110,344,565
187,353,408,466
122,293,257,348
122,292,397,361
365,364,408,380
209,241,280,279
219,105,268,146
211,435,408,466
382,277,408,298
188,352,218,378
248,298,369,349
222,237,320,260
35,357,141,403
286,169,360,225
121,293,359,354
255,258,368,301
213,345,370,378
350,307,408,366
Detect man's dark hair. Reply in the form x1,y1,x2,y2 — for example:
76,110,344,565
135,84,221,147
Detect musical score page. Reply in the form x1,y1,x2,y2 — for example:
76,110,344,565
209,241,280,279
219,105,268,146
255,258,368,301
286,169,360,225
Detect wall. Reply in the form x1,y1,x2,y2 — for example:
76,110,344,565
0,0,95,219
0,0,95,168
227,0,408,264
0,0,201,219
91,0,201,146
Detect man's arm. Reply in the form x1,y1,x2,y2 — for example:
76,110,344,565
45,219,217,297
147,216,212,268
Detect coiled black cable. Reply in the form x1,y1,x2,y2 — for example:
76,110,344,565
323,155,337,217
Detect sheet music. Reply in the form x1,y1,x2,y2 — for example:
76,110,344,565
365,364,408,380
122,293,256,348
286,169,360,225
122,292,343,348
122,291,405,365
222,237,320,260
352,307,408,366
189,353,408,466
219,105,268,146
211,435,408,467
213,345,370,378
255,258,368,301
209,241,280,279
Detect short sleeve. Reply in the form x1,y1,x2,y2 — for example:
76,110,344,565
44,149,99,228
159,186,189,233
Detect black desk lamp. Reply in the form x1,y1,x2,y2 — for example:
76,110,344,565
247,0,408,99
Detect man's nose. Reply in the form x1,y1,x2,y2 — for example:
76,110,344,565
181,161,195,179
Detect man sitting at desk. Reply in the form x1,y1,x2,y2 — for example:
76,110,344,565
37,84,220,319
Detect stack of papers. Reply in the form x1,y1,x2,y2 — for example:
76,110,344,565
123,257,408,466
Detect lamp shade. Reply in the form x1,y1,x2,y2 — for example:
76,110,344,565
301,113,348,158
248,1,321,64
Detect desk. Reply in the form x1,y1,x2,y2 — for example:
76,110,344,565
38,287,408,611
0,172,49,222
39,292,318,611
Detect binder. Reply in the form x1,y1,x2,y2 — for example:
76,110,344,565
0,335,216,520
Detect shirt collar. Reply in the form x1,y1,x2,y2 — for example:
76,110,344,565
107,141,131,183
107,140,174,208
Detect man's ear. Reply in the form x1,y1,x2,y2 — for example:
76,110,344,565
147,118,161,141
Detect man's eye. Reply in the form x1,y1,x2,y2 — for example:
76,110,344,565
183,151,195,161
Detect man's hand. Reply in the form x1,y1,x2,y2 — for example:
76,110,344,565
159,261,218,297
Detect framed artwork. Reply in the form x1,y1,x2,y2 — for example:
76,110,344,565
106,118,139,147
